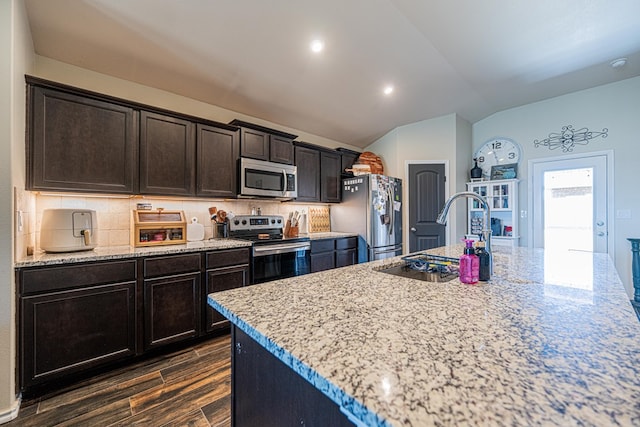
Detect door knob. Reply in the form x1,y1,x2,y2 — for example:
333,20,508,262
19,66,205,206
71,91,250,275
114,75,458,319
596,221,604,226
410,227,416,232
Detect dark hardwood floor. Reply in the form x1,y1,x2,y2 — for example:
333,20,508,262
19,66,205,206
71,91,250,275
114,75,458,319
7,334,232,427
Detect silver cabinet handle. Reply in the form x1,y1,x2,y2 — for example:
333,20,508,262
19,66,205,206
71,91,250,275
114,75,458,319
597,231,605,237
410,227,417,232
596,221,605,226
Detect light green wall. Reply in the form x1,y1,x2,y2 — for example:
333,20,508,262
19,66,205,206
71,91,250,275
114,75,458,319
473,76,640,297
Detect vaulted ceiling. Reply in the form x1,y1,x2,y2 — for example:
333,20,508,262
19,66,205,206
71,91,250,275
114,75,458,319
24,0,640,147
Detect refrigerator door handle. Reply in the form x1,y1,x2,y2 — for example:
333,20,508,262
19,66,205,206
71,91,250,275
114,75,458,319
387,187,393,237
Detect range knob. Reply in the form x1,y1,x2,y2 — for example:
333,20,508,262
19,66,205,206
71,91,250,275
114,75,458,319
234,220,240,226
241,219,247,225
277,218,282,224
271,219,276,224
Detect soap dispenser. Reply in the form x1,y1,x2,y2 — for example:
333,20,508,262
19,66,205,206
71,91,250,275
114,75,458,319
475,240,491,281
459,239,479,284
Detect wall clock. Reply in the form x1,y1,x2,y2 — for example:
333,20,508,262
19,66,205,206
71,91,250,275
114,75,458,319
474,137,521,179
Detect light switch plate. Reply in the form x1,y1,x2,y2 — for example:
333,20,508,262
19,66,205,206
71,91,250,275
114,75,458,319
616,209,632,219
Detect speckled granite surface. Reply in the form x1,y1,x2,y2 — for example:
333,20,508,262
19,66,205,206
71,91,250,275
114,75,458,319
208,245,640,426
15,238,252,267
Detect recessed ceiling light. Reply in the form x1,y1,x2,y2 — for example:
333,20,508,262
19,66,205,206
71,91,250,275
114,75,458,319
383,85,394,96
310,39,324,53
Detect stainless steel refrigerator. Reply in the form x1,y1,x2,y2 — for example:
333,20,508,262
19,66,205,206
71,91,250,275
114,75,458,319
331,174,402,262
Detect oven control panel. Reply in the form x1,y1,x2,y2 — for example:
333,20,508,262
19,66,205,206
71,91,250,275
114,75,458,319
230,215,284,231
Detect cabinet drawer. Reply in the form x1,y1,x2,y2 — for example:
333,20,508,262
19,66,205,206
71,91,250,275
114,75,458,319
335,237,357,250
311,239,335,254
20,260,137,295
206,248,250,269
143,253,201,278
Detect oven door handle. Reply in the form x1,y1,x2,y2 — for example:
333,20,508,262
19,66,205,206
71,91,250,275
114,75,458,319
253,242,311,256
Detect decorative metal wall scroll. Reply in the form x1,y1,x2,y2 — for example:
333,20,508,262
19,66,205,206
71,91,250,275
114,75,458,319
533,124,608,152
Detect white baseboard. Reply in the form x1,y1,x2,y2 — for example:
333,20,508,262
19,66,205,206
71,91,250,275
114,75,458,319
0,395,21,424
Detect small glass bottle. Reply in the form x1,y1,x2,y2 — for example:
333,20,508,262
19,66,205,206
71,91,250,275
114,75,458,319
459,239,479,284
475,240,491,281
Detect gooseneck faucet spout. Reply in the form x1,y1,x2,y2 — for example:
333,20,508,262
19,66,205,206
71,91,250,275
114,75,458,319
436,191,493,276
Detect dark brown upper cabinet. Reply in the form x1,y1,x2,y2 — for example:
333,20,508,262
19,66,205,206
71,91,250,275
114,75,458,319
295,142,341,203
139,111,196,196
320,150,341,203
230,119,297,165
27,83,138,194
294,144,321,202
196,124,239,198
336,147,361,178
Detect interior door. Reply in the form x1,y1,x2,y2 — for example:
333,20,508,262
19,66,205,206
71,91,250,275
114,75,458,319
532,154,609,253
408,163,446,252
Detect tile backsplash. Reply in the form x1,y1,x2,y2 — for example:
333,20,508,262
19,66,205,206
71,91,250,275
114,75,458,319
23,193,326,256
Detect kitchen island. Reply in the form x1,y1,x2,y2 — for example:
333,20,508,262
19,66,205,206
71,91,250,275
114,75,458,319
208,245,640,426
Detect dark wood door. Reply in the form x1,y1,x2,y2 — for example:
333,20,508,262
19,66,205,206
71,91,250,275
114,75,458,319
269,135,294,164
20,282,137,388
408,163,446,252
144,272,201,350
232,327,353,427
196,124,239,198
294,145,321,202
139,111,196,196
28,85,138,194
239,128,269,161
320,151,341,203
206,265,248,332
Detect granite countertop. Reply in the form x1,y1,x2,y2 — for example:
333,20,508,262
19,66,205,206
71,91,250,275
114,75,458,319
15,232,359,268
208,245,640,426
15,238,253,268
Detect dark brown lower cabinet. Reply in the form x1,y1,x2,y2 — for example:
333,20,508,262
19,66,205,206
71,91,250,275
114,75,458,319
19,261,137,389
17,247,251,395
205,248,250,332
142,253,202,350
311,237,358,273
232,326,354,426
143,272,201,350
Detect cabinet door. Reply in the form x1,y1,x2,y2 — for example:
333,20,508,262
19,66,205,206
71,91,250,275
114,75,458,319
28,86,138,194
144,272,201,350
139,111,196,196
340,150,359,177
233,327,354,427
206,265,248,332
294,146,321,202
20,282,136,388
320,150,341,203
269,135,294,165
239,128,269,161
335,249,357,268
311,252,335,273
197,124,239,198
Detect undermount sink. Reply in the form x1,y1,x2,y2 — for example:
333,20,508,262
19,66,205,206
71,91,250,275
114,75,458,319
377,253,460,283
378,265,459,282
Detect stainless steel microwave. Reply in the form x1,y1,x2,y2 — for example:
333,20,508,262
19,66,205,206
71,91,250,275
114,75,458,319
238,157,297,199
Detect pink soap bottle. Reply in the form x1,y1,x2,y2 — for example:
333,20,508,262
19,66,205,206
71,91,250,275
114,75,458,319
459,239,479,284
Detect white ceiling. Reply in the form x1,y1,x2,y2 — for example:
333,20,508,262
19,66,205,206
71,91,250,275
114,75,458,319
24,0,640,148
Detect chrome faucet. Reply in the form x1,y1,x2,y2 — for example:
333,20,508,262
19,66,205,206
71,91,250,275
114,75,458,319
436,191,493,275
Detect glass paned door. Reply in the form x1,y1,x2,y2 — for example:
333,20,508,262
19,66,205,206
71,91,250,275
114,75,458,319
532,154,608,253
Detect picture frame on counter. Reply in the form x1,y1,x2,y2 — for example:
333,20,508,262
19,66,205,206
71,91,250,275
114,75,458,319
490,163,518,180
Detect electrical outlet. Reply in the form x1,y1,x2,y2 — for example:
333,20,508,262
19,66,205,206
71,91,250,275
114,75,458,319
520,210,527,218
17,210,24,232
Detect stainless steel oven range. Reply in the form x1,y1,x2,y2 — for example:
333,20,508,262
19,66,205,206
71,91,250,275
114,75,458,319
229,215,310,284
